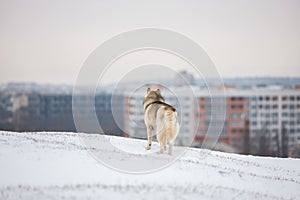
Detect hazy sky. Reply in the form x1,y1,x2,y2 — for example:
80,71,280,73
0,0,300,85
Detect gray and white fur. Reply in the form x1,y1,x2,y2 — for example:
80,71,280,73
143,88,179,155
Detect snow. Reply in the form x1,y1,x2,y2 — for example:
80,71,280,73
0,131,299,200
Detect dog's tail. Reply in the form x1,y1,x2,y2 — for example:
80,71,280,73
164,106,176,120
164,107,179,143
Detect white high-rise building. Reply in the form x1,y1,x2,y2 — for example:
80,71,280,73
123,85,300,156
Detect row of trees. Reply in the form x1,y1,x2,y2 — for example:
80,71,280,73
254,123,289,157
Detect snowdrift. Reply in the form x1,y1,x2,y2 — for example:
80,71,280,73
0,131,299,200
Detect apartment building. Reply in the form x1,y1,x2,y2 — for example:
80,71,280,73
10,92,124,135
124,86,300,156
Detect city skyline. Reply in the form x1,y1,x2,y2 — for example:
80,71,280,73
2,80,300,157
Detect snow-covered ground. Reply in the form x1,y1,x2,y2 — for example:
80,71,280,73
0,131,299,200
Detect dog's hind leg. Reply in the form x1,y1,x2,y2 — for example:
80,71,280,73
168,136,177,155
168,141,174,155
157,132,165,154
163,134,167,151
146,126,153,150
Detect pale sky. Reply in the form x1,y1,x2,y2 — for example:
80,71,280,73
0,0,300,85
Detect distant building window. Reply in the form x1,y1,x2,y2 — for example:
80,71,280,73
251,113,257,117
290,129,295,134
282,96,288,101
272,129,277,133
272,96,278,101
282,104,288,109
231,121,244,127
231,113,243,118
290,96,295,101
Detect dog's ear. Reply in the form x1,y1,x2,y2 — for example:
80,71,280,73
156,89,161,95
147,88,151,94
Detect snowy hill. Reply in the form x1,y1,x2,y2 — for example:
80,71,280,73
0,131,300,200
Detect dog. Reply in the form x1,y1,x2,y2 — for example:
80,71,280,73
143,88,179,155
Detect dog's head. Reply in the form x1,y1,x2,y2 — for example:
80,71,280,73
143,88,165,107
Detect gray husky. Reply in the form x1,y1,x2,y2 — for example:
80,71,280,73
143,88,179,155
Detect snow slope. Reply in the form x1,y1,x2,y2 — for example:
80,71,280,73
0,131,299,200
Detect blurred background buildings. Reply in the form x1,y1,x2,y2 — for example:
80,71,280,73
1,72,300,158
